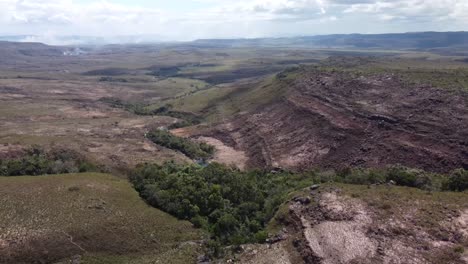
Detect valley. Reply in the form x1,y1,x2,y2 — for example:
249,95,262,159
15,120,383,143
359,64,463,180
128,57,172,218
0,33,468,263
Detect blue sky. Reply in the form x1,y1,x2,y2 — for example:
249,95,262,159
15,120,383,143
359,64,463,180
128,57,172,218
0,0,467,44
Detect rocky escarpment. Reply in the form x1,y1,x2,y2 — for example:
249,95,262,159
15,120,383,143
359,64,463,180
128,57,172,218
210,70,468,172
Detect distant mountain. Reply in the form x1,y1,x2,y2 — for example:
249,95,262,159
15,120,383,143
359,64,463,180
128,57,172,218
192,31,468,50
1,31,468,54
0,41,65,57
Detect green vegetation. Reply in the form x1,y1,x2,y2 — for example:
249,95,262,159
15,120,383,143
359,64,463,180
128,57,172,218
100,98,202,128
336,166,468,192
146,130,214,160
130,162,316,252
147,66,180,78
151,105,203,129
445,169,468,192
143,67,300,123
98,97,151,116
0,147,100,176
168,71,297,123
397,68,468,91
131,162,467,256
316,57,468,92
0,173,201,264
157,86,236,114
305,166,468,193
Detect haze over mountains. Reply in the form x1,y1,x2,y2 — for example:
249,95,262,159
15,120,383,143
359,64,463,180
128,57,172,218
1,31,468,51
194,31,468,50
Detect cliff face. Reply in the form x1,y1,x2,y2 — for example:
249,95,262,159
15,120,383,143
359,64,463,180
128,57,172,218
210,70,468,172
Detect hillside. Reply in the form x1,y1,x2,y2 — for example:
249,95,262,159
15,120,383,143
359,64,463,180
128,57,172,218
181,61,468,173
239,183,468,263
0,173,202,264
0,41,66,66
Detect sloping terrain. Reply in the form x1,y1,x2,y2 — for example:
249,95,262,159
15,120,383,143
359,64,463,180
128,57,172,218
239,184,468,264
0,41,65,62
0,173,202,264
0,41,335,171
203,67,468,172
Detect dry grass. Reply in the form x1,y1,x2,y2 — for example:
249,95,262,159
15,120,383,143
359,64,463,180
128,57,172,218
0,173,203,263
337,183,468,263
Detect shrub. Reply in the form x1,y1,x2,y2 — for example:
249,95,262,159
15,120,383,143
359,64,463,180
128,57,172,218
386,166,418,187
254,231,268,243
146,130,214,160
206,239,223,259
0,147,100,177
454,245,465,254
444,169,468,192
191,215,208,228
324,166,450,191
340,168,386,185
78,161,98,173
68,186,80,192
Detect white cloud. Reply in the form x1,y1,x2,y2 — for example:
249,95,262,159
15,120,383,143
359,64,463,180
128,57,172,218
0,0,466,43
342,0,468,23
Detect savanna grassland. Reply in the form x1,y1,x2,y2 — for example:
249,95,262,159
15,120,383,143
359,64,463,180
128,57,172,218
1,36,468,264
0,173,202,264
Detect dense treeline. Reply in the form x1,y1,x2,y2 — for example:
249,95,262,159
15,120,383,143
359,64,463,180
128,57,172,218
131,162,316,250
0,147,100,176
146,130,214,160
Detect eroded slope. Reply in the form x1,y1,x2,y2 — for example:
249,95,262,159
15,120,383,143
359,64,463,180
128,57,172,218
208,68,468,172
239,184,468,264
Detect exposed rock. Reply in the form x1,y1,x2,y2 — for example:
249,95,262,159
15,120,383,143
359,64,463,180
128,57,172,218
197,254,210,264
266,232,288,244
310,185,320,191
206,71,468,173
293,196,311,205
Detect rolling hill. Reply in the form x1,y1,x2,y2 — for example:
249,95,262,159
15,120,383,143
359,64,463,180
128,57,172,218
0,173,202,264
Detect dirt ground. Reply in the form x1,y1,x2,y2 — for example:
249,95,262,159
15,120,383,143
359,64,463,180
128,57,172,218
196,136,248,170
0,78,190,172
207,70,468,173
238,184,468,264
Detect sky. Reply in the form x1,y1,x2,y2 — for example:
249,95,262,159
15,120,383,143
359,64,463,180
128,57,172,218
0,0,467,43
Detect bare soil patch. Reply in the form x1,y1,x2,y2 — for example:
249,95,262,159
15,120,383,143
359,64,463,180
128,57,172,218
196,136,248,170
249,184,468,264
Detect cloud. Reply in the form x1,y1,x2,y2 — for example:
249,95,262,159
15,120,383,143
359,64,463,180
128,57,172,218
0,0,466,43
342,0,468,23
